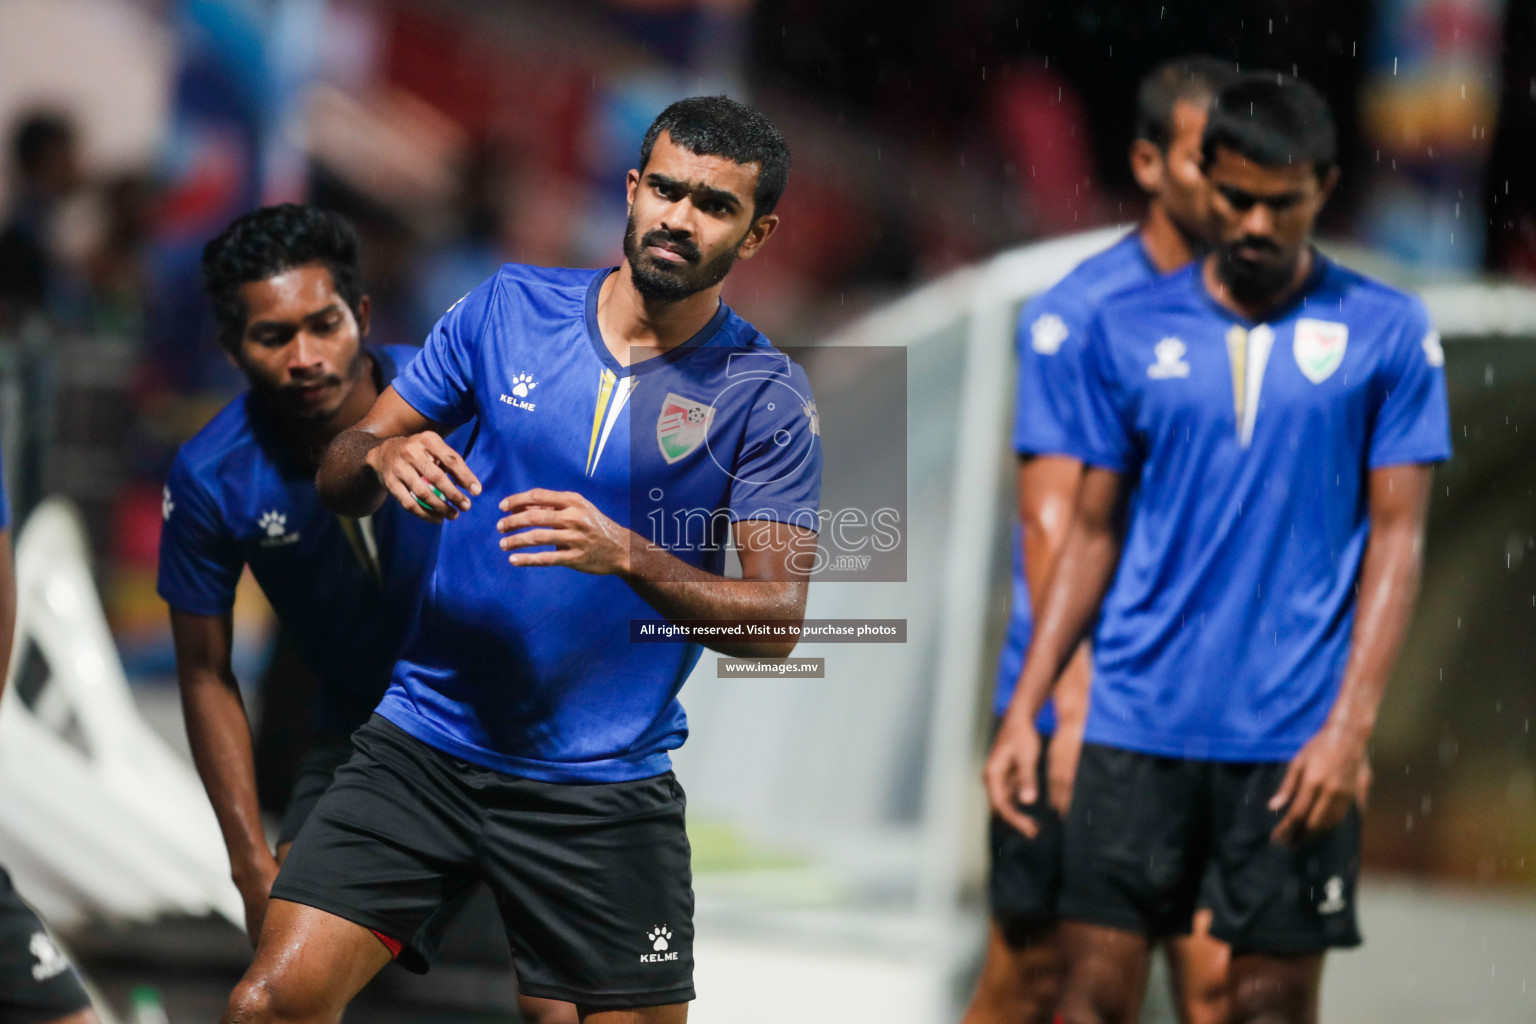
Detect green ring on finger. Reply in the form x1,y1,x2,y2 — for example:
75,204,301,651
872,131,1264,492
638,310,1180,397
414,486,447,513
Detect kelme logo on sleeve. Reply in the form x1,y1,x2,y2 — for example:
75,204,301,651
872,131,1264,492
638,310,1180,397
657,394,715,464
1293,319,1348,383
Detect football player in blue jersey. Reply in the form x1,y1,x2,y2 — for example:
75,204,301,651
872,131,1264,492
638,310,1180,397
160,205,574,1024
220,97,821,1024
966,56,1238,1024
0,451,100,1024
986,74,1450,1024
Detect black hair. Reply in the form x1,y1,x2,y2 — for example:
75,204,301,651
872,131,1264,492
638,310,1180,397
638,95,791,219
11,113,74,174
1201,73,1338,180
201,204,364,350
1134,56,1239,150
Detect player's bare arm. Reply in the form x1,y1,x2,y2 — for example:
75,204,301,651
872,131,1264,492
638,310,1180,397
1270,462,1433,843
985,465,1126,837
318,386,480,522
168,609,276,945
498,488,812,658
1015,455,1092,815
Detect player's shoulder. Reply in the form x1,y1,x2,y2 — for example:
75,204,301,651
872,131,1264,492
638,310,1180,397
1317,257,1428,324
1095,261,1202,323
1035,233,1154,311
492,262,606,298
172,393,261,480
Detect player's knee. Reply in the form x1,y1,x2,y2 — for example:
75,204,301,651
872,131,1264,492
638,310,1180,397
1060,982,1139,1024
517,999,580,1024
1227,971,1309,1024
1180,983,1230,1024
223,979,276,1024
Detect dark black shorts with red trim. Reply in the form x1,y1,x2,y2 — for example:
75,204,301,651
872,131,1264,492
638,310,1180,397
271,715,695,1009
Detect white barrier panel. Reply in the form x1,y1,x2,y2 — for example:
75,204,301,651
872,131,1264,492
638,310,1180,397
0,499,241,929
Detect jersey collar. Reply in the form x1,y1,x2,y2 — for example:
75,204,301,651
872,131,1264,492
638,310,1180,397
1192,247,1333,328
583,267,731,378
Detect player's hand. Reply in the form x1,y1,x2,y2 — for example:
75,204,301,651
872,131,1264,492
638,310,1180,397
1045,718,1085,817
366,431,480,523
233,856,280,948
1269,722,1368,845
984,716,1044,838
497,488,632,574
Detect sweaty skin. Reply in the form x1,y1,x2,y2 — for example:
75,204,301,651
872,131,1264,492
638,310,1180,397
173,265,377,947
985,148,1431,1024
241,130,795,1024
964,95,1227,1024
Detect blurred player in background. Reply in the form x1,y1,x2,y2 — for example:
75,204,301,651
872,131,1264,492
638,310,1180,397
222,96,821,1023
964,56,1235,1024
157,205,574,1023
986,74,1450,1024
0,446,99,1024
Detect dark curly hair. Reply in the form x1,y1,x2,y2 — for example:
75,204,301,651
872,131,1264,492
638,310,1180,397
201,204,364,350
1202,73,1337,182
639,96,791,219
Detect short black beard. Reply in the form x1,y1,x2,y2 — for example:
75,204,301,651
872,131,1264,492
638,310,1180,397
623,214,743,303
1217,245,1295,307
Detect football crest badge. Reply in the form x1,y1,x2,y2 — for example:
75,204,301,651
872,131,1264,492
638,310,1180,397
1293,319,1348,383
657,393,715,463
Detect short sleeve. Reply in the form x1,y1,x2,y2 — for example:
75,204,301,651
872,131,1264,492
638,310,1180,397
1368,297,1453,469
1064,311,1138,472
1011,292,1092,457
726,363,823,532
391,271,499,428
157,455,243,615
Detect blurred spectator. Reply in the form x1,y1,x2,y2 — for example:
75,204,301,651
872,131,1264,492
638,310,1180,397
0,112,84,328
412,142,512,339
83,173,155,337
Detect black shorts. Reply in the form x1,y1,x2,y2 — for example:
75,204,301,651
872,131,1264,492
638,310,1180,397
277,737,355,847
1060,743,1363,953
986,735,1062,939
0,869,91,1024
272,715,694,1009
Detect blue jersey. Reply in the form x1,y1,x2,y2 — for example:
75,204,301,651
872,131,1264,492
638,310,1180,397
995,232,1159,723
158,346,456,737
382,264,822,783
1067,255,1451,761
0,442,9,530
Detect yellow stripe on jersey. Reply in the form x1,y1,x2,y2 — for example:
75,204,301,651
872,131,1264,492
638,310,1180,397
586,369,617,476
337,514,382,585
1226,324,1248,438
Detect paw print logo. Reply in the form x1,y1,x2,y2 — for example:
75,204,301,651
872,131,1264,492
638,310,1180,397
510,373,537,398
647,926,671,952
161,486,175,521
803,399,820,437
258,510,288,538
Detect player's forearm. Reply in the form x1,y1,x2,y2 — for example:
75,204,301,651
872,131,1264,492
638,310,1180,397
1018,457,1091,727
622,541,807,658
1007,517,1120,725
316,427,388,517
177,668,274,882
1326,516,1425,746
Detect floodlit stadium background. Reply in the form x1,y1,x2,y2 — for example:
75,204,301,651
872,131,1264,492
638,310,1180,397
1,1,1534,1021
